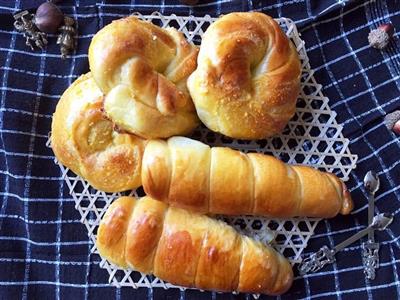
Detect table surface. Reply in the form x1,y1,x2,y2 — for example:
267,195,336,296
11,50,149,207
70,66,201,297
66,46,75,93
0,0,399,299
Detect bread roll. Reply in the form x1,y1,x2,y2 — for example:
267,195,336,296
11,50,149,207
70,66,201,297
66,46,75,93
97,196,293,295
51,73,144,192
187,12,301,139
142,137,353,218
89,16,200,139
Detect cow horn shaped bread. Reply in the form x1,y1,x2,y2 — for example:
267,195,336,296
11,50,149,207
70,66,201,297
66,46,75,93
142,137,353,218
51,73,145,192
88,16,200,139
187,12,301,139
97,196,293,295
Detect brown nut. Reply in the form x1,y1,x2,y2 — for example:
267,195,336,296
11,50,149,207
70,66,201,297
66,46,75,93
35,2,64,33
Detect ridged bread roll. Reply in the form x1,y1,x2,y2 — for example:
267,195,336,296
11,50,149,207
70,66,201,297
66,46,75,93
187,12,301,139
97,196,293,295
51,73,145,192
142,137,353,218
89,16,200,139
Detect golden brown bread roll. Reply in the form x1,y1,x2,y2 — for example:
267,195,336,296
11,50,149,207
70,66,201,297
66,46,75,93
97,196,293,295
142,137,353,218
51,73,145,192
88,16,200,139
187,12,301,139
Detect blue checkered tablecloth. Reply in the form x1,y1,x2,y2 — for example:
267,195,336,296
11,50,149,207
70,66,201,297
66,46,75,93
0,0,399,299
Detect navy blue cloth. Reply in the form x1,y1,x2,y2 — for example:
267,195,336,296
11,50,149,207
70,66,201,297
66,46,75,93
1,0,400,299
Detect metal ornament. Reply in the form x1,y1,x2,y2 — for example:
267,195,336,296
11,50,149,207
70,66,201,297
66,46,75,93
299,246,335,275
56,16,77,59
299,213,393,275
362,241,379,280
362,170,381,280
13,10,48,50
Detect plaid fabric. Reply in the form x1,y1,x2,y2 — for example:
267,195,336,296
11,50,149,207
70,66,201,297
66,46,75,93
1,0,399,299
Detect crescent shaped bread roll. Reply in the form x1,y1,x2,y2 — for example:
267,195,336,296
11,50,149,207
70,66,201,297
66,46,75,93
51,73,145,192
142,137,353,218
88,16,200,139
187,12,301,139
97,196,293,295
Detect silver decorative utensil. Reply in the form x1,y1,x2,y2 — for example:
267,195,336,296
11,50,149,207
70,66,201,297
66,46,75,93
362,171,380,280
299,213,393,275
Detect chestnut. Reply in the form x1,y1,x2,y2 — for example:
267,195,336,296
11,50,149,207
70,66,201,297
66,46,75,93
35,2,64,33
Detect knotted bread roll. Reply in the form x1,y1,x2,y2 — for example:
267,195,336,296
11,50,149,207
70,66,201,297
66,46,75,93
97,196,293,295
142,137,353,218
187,12,301,139
89,16,200,139
51,73,144,192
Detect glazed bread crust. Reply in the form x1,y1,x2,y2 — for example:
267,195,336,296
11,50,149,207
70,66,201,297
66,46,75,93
97,196,293,295
51,73,145,192
142,137,353,218
89,16,200,139
187,12,301,139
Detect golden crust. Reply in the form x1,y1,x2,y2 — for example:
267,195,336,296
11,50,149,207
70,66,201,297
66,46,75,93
96,196,135,268
249,153,299,217
154,205,206,287
187,12,301,139
166,138,210,213
125,196,168,273
96,196,293,295
238,237,292,295
210,147,253,214
88,16,200,139
51,73,145,192
142,137,353,218
141,139,172,201
194,220,242,291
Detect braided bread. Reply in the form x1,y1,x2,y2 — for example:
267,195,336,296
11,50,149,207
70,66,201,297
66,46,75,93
97,196,293,295
88,16,200,139
187,12,301,139
142,137,353,218
51,73,145,192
